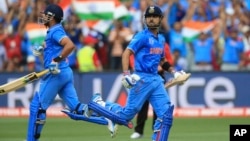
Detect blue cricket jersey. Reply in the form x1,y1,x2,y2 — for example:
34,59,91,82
222,37,244,64
192,37,214,63
127,28,165,74
44,24,69,69
169,29,187,57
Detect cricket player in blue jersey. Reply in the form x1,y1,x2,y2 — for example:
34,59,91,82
26,4,114,141
88,5,187,141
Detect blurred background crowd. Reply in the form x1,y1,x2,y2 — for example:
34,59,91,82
0,0,250,73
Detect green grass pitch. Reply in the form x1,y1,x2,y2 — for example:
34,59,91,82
0,117,249,141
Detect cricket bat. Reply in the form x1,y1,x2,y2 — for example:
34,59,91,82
165,73,191,88
0,69,49,95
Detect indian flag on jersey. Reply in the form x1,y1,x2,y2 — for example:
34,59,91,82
182,20,217,43
25,23,47,45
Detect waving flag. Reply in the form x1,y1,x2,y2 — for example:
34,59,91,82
72,0,130,20
182,20,217,43
72,0,130,34
72,0,116,20
83,20,113,34
25,23,47,45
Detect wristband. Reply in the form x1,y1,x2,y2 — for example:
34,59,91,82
161,62,171,71
53,55,63,62
123,70,130,75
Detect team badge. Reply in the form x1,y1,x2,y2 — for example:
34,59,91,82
149,6,155,14
149,37,154,44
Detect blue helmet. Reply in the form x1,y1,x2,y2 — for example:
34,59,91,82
44,4,63,22
38,4,63,25
144,6,163,18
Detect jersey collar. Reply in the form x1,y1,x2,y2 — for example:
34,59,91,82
47,24,61,33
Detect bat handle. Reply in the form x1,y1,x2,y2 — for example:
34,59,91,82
37,69,50,77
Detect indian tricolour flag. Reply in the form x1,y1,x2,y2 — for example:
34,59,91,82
182,20,217,43
73,0,117,20
72,0,130,20
25,23,47,45
73,0,130,34
82,20,113,35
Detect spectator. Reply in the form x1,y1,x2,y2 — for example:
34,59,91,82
21,34,36,72
208,0,222,19
243,50,250,70
63,19,83,70
0,43,7,72
190,32,214,71
130,0,148,33
108,19,133,70
3,25,23,72
220,28,245,71
240,25,250,70
77,35,103,72
0,12,7,71
169,21,188,70
184,0,213,22
172,49,186,71
92,31,109,70
0,0,249,72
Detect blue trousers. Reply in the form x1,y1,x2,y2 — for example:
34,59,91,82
105,72,172,137
27,67,83,141
38,67,80,110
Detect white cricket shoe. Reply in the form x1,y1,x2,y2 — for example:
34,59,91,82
92,93,106,106
92,93,118,138
130,132,143,139
85,93,105,117
106,118,118,138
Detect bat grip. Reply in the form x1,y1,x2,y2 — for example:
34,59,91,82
37,69,50,77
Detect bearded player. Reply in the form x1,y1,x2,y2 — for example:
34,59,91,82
88,5,187,141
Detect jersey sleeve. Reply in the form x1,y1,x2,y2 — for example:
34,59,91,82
52,30,67,44
127,33,144,53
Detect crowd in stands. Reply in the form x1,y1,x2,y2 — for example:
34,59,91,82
0,0,250,73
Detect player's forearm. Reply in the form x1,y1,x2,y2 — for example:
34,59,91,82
122,49,132,73
61,43,75,58
56,38,76,61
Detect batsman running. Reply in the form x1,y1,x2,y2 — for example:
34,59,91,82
87,5,188,141
26,4,116,141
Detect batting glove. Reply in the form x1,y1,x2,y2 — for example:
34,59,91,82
173,70,186,79
48,61,60,74
32,45,44,56
121,71,140,89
